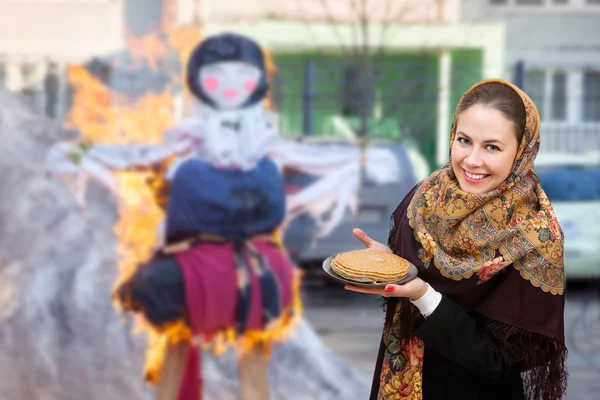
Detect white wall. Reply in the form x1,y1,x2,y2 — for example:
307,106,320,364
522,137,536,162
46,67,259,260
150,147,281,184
0,0,125,63
202,0,462,24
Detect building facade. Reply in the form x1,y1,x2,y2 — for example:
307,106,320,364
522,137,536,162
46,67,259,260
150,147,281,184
0,0,198,119
460,0,600,152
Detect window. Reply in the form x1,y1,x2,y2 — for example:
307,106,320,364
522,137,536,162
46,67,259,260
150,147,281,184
551,72,567,121
524,69,567,121
516,0,544,4
491,0,600,6
341,64,360,116
525,70,546,118
583,71,600,122
340,64,374,117
44,64,60,119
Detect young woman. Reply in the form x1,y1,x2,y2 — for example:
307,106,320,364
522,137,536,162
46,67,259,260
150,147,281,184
347,79,567,400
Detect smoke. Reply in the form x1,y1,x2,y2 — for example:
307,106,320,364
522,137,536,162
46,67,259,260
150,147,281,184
0,90,369,399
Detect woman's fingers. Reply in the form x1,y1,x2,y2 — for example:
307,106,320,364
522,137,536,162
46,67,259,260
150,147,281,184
483,256,511,268
344,285,385,295
353,228,392,252
344,284,403,297
352,228,372,248
344,279,428,300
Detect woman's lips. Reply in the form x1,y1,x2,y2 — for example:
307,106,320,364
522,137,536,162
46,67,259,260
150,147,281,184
463,169,490,184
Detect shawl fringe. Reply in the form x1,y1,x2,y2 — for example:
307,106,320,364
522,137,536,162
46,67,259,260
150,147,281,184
480,317,568,400
379,298,569,400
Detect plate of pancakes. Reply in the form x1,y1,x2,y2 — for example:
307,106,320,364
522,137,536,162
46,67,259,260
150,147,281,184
323,249,418,288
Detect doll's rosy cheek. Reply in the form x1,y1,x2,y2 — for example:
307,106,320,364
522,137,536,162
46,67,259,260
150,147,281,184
203,76,219,91
244,79,257,92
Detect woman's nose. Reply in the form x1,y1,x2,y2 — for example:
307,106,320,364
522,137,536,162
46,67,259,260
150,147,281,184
464,149,483,167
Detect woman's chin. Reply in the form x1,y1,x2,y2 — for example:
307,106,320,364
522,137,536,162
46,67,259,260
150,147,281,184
457,178,494,195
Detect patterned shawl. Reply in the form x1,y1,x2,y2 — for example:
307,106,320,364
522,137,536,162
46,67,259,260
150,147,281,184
375,79,567,400
407,78,564,293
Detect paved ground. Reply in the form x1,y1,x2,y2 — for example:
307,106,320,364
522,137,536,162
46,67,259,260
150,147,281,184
302,275,600,399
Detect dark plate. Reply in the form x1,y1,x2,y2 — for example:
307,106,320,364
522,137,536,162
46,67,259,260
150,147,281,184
322,255,418,288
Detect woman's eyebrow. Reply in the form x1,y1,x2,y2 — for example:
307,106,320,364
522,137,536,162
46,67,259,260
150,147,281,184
456,131,504,145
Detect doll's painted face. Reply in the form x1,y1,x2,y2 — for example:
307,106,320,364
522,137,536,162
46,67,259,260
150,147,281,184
198,61,262,110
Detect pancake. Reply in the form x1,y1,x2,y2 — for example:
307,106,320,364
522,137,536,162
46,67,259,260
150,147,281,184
331,249,410,284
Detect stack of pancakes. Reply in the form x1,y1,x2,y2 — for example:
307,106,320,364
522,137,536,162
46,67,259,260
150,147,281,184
331,249,410,284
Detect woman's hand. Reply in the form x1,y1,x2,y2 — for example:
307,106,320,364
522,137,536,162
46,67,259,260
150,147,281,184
348,228,427,299
353,228,392,253
344,277,429,301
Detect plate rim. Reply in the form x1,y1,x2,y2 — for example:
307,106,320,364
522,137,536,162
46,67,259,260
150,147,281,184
322,255,418,288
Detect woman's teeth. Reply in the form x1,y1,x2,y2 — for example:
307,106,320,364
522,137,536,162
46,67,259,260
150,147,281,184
465,171,487,180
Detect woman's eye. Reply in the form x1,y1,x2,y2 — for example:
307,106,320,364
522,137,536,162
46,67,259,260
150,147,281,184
457,137,469,145
486,145,500,152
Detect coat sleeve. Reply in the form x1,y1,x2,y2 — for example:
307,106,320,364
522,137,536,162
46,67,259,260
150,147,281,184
414,295,520,378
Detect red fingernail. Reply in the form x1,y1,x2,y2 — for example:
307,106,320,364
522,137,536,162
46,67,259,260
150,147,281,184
385,286,394,292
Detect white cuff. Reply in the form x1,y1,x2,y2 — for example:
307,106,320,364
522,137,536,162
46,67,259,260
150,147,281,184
410,284,442,318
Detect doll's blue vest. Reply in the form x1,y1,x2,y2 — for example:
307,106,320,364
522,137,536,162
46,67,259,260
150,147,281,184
165,157,286,243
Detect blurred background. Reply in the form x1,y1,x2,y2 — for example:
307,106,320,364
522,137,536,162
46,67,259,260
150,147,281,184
0,0,598,399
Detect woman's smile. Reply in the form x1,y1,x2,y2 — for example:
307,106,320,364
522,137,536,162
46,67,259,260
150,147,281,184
462,169,490,183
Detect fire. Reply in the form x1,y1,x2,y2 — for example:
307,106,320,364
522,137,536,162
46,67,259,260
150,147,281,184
65,0,288,384
126,32,171,72
66,67,175,144
262,48,277,111
65,0,201,383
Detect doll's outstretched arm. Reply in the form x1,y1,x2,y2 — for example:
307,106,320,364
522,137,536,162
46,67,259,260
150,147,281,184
45,139,189,206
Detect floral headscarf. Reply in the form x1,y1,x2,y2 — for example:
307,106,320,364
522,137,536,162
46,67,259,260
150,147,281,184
407,78,564,294
374,79,567,400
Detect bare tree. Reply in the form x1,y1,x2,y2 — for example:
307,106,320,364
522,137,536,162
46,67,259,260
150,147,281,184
295,0,443,140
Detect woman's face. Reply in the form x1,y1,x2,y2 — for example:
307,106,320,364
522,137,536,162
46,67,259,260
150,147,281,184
198,61,261,110
451,104,520,195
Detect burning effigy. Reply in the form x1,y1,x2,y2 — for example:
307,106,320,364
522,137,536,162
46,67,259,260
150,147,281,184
0,80,370,400
39,29,400,399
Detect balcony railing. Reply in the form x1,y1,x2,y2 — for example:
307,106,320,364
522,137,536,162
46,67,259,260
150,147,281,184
540,122,600,153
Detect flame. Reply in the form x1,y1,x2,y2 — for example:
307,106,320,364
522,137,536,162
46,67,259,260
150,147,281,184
65,0,290,384
126,32,171,72
66,67,175,144
65,0,200,382
111,171,164,289
262,48,277,111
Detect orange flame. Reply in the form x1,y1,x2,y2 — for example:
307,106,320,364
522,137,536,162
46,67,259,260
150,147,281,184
262,47,277,111
65,0,200,382
66,0,289,384
66,66,175,145
125,32,171,72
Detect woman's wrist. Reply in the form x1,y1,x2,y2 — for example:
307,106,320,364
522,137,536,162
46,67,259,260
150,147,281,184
410,283,442,317
409,279,429,301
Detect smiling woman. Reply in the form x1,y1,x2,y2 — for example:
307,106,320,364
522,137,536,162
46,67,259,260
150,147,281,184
451,83,525,194
346,79,568,400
